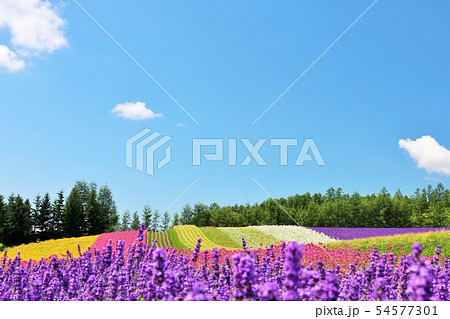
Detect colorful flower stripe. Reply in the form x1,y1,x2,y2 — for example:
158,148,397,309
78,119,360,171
329,230,450,257
91,230,147,252
200,227,242,248
217,227,278,248
147,231,171,248
174,225,232,250
4,235,98,261
307,227,450,240
251,225,335,244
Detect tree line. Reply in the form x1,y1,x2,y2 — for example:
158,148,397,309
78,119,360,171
0,180,173,247
171,184,450,229
1,182,448,247
119,205,171,233
0,181,119,246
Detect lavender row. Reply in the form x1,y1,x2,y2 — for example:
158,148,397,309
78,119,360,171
307,227,450,240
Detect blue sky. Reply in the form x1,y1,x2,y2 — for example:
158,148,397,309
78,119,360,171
0,0,449,216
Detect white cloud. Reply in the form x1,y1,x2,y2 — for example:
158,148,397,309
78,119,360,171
112,102,163,120
399,135,450,176
176,122,189,128
0,0,67,72
0,45,25,72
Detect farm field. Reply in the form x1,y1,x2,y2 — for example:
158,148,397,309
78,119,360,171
329,230,450,257
3,226,449,261
147,231,171,248
308,227,450,240
1,224,450,300
91,230,146,252
217,226,278,248
199,227,241,248
0,229,448,300
252,225,335,244
174,225,233,250
3,235,98,261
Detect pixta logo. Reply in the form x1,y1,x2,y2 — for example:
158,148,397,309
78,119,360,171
126,129,172,176
192,138,325,166
126,129,325,176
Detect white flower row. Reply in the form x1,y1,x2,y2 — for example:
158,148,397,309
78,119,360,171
250,225,336,244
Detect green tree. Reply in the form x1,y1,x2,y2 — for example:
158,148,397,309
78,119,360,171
0,195,7,244
7,195,32,246
63,188,85,237
86,187,102,235
192,203,210,226
98,185,119,232
180,204,193,225
120,211,131,231
151,210,160,232
31,194,41,240
142,205,152,230
73,180,97,234
131,211,141,230
52,190,65,238
172,212,180,228
37,193,53,240
161,211,171,231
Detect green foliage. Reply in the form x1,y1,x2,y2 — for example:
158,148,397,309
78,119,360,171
173,184,450,228
180,204,193,225
199,227,241,248
172,212,180,227
86,187,102,235
1,181,119,246
63,188,85,237
36,193,53,241
166,228,189,251
3,195,32,246
218,227,278,249
120,211,131,231
142,205,152,230
329,231,450,257
131,211,141,230
52,190,65,238
97,185,119,233
150,210,160,232
0,195,8,245
161,211,171,231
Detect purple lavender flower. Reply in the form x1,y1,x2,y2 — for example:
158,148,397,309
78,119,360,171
232,254,256,300
435,245,442,256
283,242,304,301
191,238,202,263
257,282,279,301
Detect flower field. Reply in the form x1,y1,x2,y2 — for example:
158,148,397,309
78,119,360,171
217,227,279,248
3,235,98,261
252,225,335,244
3,226,449,264
91,230,146,252
307,227,450,240
200,227,241,248
147,231,171,248
329,230,450,257
0,224,448,300
174,225,232,250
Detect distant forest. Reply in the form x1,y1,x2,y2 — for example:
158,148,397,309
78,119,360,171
0,182,449,247
173,184,450,229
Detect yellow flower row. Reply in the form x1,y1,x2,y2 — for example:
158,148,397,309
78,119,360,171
174,225,232,250
4,235,99,261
